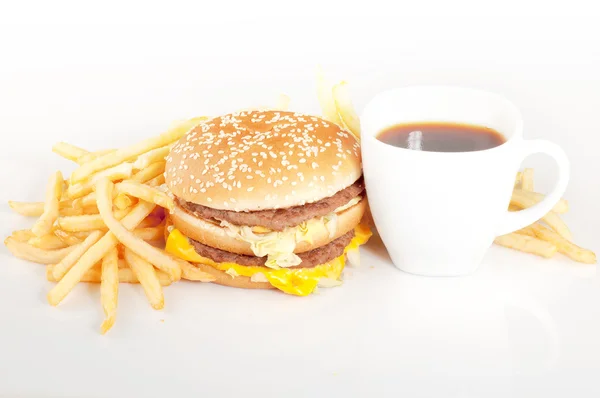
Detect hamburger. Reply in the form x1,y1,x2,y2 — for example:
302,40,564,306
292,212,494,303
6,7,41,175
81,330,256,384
164,110,372,296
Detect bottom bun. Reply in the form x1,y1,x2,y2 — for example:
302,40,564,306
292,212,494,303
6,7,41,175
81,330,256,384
188,262,275,290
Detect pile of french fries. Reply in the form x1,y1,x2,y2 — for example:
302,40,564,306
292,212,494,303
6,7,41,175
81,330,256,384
5,117,215,334
494,168,596,263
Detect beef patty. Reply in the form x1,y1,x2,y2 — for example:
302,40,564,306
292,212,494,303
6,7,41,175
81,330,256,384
190,229,355,269
176,178,364,231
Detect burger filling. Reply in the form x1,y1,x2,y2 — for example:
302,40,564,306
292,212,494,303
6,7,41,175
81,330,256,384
165,224,373,296
175,178,364,231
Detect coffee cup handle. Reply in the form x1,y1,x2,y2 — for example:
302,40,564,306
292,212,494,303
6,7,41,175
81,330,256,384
496,139,570,236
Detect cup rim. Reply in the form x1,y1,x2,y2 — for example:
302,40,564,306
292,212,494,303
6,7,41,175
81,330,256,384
360,85,523,155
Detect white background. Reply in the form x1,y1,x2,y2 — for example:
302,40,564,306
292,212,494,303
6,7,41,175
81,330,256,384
0,2,599,397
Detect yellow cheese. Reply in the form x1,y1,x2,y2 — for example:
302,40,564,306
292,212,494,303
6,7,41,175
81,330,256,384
165,224,372,296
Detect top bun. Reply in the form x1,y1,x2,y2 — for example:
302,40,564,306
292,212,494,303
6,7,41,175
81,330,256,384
165,110,362,211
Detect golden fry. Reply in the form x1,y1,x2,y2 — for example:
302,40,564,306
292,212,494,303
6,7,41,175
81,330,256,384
54,229,83,246
124,248,164,310
494,233,557,258
275,93,291,111
46,264,171,285
332,80,361,140
115,180,174,212
100,248,119,334
133,145,171,170
32,171,64,237
11,229,35,242
521,168,534,191
514,171,523,188
52,142,89,163
51,230,104,280
316,66,343,126
531,223,596,264
77,149,116,164
512,189,568,214
67,163,133,199
147,174,165,187
96,179,181,280
28,234,68,250
47,201,156,306
130,162,165,184
133,226,165,241
4,237,78,264
180,260,216,282
114,193,134,210
70,119,197,183
510,190,572,240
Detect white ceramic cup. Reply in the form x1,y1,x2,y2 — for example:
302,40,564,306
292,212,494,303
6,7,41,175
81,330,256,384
361,86,570,276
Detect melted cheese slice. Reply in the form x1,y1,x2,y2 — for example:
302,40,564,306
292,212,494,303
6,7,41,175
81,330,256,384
165,224,372,296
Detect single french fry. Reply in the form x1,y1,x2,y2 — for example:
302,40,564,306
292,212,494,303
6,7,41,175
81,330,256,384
133,226,164,241
179,260,216,282
130,162,165,184
514,171,523,188
77,149,116,164
124,248,164,310
32,171,63,237
510,190,572,240
4,237,79,264
511,189,568,214
531,223,596,264
316,66,343,126
51,230,104,280
57,209,128,232
115,180,174,212
70,119,197,183
114,193,134,210
54,229,83,246
67,163,133,199
332,80,361,140
11,229,35,242
59,207,84,217
8,200,71,217
147,174,165,187
96,178,181,281
28,234,69,250
100,248,119,334
514,225,537,237
521,168,534,191
137,215,163,228
494,233,557,258
133,145,171,170
52,142,89,163
46,264,171,285
47,201,156,306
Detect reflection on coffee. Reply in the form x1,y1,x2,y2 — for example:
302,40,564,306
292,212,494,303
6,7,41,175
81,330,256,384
377,122,506,152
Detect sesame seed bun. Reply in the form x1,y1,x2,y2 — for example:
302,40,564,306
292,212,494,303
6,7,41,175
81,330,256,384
165,110,362,211
169,198,367,256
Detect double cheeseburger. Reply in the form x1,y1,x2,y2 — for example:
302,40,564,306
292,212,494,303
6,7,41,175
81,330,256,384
164,110,371,296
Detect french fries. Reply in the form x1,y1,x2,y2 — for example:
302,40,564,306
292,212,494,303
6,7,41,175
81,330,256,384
130,162,165,184
70,118,198,183
100,248,119,334
96,179,181,281
8,200,72,217
57,209,128,232
332,81,361,140
512,189,568,214
28,234,69,250
67,163,133,199
124,248,164,310
51,230,104,280
521,168,534,191
52,142,89,163
77,149,116,164
510,190,572,241
115,180,174,212
531,224,596,264
133,226,165,241
275,93,291,111
4,237,79,264
46,264,172,285
180,260,216,282
495,233,557,258
11,229,35,242
133,145,171,170
316,66,343,126
32,171,63,237
47,201,156,306
114,193,134,210
54,229,83,246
